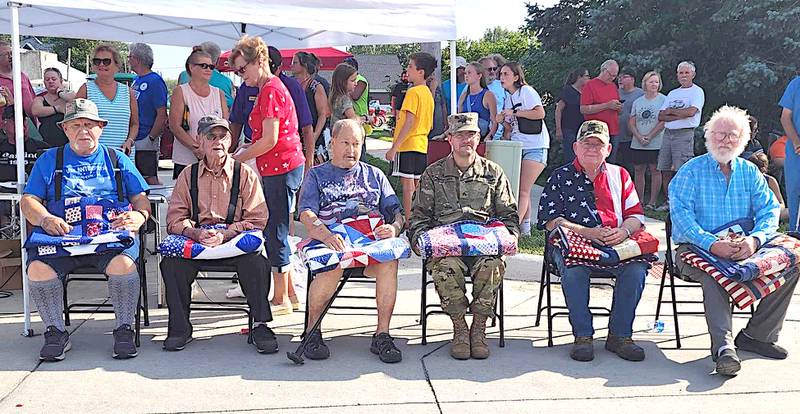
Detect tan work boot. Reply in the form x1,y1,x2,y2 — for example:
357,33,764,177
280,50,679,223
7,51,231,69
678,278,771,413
470,315,489,359
450,315,470,360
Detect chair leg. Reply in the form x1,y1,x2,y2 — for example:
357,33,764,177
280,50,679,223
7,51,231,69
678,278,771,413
139,262,150,327
247,312,254,344
421,264,428,345
668,270,682,349
534,266,547,327
303,266,313,334
498,281,505,348
134,286,141,347
545,271,553,347
654,261,668,321
62,278,71,327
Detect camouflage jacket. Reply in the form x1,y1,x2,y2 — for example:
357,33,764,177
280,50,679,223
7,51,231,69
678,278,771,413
408,154,520,253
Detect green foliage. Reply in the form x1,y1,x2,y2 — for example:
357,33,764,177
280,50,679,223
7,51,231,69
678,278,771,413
444,27,537,67
40,37,128,73
348,44,421,67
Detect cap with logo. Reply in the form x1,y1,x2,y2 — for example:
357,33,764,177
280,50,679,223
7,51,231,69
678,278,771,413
197,115,230,136
577,120,610,144
58,98,107,126
447,112,481,134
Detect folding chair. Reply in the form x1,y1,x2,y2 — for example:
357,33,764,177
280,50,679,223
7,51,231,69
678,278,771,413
534,243,616,347
654,215,754,349
419,258,504,347
187,262,256,344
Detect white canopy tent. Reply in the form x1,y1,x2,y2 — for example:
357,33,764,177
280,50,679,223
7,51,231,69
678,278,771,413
2,0,458,336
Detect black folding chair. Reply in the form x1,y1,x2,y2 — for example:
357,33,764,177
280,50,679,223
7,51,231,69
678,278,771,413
187,262,256,344
419,258,504,347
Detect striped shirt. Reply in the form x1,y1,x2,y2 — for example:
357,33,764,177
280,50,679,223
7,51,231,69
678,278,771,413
87,81,131,156
669,153,780,251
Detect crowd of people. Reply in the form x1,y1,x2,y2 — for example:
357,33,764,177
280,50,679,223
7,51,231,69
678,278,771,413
2,35,799,378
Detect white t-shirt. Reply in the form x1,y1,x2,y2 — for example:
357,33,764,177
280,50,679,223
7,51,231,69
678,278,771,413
660,84,705,130
503,85,550,149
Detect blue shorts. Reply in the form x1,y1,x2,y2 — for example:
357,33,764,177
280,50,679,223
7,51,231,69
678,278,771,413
522,148,548,164
261,164,304,273
26,238,140,280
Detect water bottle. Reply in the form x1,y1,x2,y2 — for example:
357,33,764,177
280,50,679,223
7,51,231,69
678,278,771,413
651,319,665,333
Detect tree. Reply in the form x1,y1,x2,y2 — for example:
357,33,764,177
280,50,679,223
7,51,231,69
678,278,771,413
347,43,421,67
40,37,129,73
446,27,537,66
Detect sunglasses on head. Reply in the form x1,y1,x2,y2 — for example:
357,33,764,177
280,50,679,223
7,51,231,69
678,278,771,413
193,62,215,70
92,58,112,66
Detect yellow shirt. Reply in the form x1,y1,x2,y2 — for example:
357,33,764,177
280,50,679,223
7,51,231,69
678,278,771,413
394,84,434,153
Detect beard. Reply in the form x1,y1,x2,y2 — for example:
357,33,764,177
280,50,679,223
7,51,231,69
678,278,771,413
706,139,746,165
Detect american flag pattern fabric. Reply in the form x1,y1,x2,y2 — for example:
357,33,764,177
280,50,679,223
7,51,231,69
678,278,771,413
416,220,517,259
25,196,134,259
550,226,658,269
687,234,800,282
297,214,411,273
158,225,265,260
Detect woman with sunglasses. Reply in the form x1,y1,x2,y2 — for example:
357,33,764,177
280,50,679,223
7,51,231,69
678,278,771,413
168,47,228,179
457,62,497,140
32,67,74,147
496,62,549,237
75,45,138,156
292,51,331,167
230,35,305,317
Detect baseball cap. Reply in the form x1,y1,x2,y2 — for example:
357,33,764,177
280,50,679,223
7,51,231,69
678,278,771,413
267,46,282,74
455,56,467,69
577,120,610,144
447,112,481,134
58,98,107,126
197,115,230,136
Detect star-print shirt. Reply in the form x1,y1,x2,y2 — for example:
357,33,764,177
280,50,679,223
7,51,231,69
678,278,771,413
248,76,305,177
536,159,645,231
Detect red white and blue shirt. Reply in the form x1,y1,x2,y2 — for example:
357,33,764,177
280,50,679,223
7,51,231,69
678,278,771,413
536,159,644,230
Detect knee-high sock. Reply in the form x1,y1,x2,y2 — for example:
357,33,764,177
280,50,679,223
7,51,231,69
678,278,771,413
30,278,65,331
107,271,140,329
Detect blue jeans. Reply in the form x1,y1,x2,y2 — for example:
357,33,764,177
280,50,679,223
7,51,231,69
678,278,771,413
786,138,800,231
561,129,578,164
552,249,648,337
261,165,304,273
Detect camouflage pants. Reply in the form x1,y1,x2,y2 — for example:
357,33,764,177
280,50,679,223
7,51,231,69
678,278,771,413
427,256,505,317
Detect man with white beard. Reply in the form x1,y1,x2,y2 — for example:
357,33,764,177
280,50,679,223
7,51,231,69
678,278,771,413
670,105,798,376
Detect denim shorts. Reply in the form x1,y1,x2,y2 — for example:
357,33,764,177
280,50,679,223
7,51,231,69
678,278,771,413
261,165,304,273
522,148,548,164
27,238,140,280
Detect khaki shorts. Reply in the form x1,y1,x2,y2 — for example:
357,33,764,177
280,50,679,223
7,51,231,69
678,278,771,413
657,128,695,171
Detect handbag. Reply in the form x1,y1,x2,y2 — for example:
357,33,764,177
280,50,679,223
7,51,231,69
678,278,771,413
508,91,543,134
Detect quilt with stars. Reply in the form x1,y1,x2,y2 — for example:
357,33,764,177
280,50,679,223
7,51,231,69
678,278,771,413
550,226,659,268
297,214,411,273
416,220,518,259
25,196,134,259
158,224,265,260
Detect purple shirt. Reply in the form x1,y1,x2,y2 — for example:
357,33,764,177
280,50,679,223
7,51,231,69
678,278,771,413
279,73,313,130
229,83,259,142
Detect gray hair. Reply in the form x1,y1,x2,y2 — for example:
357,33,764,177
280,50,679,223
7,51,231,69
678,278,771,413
128,43,154,68
331,119,364,142
600,59,618,72
677,61,696,73
200,41,222,63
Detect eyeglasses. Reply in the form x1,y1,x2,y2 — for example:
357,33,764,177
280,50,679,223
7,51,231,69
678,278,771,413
233,62,250,75
92,58,113,67
579,141,606,149
710,131,740,142
486,67,498,72
203,132,230,141
193,63,215,70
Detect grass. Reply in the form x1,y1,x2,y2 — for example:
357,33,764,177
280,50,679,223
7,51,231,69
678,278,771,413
367,128,393,142
364,153,401,196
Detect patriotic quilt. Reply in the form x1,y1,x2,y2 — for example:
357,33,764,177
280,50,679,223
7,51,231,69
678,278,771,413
416,220,517,259
297,214,410,273
158,225,265,259
550,226,659,269
25,197,134,259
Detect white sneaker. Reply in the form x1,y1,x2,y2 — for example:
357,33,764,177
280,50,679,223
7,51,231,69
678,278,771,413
225,284,245,299
520,220,532,237
270,301,294,316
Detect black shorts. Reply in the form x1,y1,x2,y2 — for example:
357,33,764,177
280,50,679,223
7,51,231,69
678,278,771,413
391,151,427,179
135,150,159,177
631,149,659,165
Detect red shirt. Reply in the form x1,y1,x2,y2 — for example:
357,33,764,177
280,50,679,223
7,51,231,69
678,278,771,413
0,72,35,118
248,76,304,176
580,77,620,135
573,159,644,228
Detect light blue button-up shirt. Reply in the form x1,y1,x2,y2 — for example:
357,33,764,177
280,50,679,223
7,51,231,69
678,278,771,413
669,153,780,250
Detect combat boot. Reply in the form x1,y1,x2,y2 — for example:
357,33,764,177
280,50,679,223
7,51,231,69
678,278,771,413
470,314,489,359
450,314,470,360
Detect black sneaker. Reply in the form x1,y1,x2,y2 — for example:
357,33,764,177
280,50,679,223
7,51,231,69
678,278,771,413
304,329,330,360
715,348,741,376
252,324,279,354
735,331,788,359
163,334,193,352
112,324,138,359
370,332,402,363
40,326,71,362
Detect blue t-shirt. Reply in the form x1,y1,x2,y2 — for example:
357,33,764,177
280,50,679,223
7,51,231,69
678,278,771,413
780,76,800,129
298,161,401,225
179,69,234,108
442,81,466,114
132,71,168,141
279,73,313,130
24,144,149,207
229,83,259,142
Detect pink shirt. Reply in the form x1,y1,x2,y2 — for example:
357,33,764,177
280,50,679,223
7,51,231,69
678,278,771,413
0,72,35,118
248,76,304,176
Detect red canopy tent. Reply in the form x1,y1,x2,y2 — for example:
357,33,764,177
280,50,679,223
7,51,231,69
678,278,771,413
217,47,352,73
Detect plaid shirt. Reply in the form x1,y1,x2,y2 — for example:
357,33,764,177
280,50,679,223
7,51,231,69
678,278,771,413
669,153,780,250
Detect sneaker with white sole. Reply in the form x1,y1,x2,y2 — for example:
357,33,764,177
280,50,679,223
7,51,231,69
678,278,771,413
520,220,532,237
270,301,293,316
40,326,71,362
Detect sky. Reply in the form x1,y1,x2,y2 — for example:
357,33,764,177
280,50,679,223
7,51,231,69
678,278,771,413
150,0,554,80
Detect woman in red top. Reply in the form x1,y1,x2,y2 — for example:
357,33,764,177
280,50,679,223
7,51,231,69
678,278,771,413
231,35,304,316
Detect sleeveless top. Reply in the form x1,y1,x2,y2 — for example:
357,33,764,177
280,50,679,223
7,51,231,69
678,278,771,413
38,96,68,147
173,83,223,166
87,80,130,154
303,78,327,146
461,88,491,122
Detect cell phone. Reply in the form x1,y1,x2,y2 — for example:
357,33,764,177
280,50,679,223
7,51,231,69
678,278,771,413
619,99,626,103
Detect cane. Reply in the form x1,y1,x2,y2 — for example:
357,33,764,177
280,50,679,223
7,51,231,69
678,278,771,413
287,269,353,365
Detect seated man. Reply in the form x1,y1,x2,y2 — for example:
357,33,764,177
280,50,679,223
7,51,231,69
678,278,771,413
671,105,795,376
21,99,150,361
160,115,276,354
298,119,404,363
0,106,49,224
409,113,519,360
537,120,648,363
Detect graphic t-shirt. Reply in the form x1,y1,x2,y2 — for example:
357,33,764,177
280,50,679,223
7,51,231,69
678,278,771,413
661,84,705,130
630,93,666,150
248,76,304,176
132,71,168,140
0,138,50,181
394,84,434,154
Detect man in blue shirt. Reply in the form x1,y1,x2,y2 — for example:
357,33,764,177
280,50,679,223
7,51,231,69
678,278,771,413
670,105,797,376
21,99,150,362
178,41,234,109
129,43,168,185
779,77,800,232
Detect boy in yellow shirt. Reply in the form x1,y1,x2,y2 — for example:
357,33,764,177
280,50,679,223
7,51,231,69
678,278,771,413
385,52,437,225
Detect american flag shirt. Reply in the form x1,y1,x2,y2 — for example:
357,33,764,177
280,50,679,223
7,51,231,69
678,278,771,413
536,159,645,231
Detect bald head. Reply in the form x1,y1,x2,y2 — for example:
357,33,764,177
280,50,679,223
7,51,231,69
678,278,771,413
330,119,364,169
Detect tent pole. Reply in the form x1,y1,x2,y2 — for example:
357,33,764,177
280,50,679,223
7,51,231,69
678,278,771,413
9,2,32,337
449,40,456,115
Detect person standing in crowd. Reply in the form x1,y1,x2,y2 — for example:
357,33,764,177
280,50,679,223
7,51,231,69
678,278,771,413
480,55,507,140
0,41,35,118
0,107,49,226
442,56,468,113
457,62,497,140
168,47,228,179
580,60,622,155
344,57,370,120
328,63,363,158
230,35,305,316
657,61,705,212
75,44,138,156
385,52,436,227
293,51,331,167
779,75,800,231
427,75,449,140
129,43,168,185
555,67,588,163
31,68,72,147
629,71,666,209
615,67,644,175
178,41,233,109
390,70,409,119
496,62,549,237
741,116,765,159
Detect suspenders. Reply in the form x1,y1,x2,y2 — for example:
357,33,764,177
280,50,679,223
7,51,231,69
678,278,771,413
54,145,125,202
189,161,241,226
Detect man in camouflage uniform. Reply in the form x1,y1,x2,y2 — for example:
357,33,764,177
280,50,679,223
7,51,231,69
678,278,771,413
409,112,519,360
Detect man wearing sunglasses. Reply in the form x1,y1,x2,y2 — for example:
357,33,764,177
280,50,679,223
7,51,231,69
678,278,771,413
480,55,506,140
0,41,36,118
